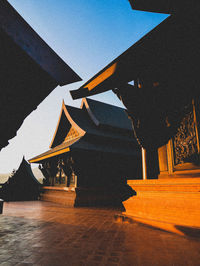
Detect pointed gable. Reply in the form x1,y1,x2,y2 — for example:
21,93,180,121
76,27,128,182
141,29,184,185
50,101,85,149
64,127,80,142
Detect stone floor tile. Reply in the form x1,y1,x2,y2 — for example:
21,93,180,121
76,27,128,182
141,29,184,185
0,201,200,266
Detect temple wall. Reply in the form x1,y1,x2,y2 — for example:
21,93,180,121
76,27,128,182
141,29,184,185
41,186,124,208
158,99,200,178
41,187,76,207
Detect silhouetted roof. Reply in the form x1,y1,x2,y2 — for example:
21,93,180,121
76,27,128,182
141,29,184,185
70,14,199,100
21,158,41,185
128,0,199,14
0,0,81,151
1,157,40,185
0,0,81,85
0,157,41,201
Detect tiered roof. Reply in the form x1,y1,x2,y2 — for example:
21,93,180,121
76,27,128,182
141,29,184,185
29,98,139,163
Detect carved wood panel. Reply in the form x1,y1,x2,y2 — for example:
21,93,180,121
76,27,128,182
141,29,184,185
173,103,198,165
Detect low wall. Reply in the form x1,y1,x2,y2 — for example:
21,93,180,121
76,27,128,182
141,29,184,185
41,187,76,207
41,186,123,208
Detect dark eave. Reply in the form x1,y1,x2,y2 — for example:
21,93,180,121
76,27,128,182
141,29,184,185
29,134,139,164
70,13,199,99
70,16,170,99
29,138,79,163
0,0,81,86
0,1,82,150
128,0,200,15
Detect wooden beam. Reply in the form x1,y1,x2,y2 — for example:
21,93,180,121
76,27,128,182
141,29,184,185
29,147,70,163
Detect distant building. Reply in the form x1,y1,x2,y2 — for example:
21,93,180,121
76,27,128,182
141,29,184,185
0,157,41,201
29,98,141,207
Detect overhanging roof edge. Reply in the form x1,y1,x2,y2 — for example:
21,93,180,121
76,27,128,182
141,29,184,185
0,0,82,86
128,0,171,14
29,147,70,163
70,15,170,99
128,0,199,14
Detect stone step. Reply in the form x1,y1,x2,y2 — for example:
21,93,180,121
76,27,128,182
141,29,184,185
123,178,200,233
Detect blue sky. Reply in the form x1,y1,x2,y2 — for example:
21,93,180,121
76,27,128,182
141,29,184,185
0,0,168,173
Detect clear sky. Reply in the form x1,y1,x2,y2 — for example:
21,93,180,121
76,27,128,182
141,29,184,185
0,0,168,173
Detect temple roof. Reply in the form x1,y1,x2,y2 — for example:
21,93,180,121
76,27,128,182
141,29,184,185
29,138,80,163
0,157,41,201
29,98,139,163
0,0,81,150
72,137,139,156
83,98,132,130
29,135,137,163
70,12,199,100
50,98,134,148
1,157,40,185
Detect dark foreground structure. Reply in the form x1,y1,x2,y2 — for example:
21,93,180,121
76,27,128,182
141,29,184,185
70,1,200,231
0,0,81,151
0,157,41,201
29,98,141,207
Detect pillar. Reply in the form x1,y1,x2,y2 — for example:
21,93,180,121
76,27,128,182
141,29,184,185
142,148,147,180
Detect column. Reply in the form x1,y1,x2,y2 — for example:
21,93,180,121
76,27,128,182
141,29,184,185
142,147,147,180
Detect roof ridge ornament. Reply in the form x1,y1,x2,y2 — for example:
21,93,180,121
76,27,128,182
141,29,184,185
81,98,100,126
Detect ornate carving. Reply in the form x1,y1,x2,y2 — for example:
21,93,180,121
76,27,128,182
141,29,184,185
173,104,198,165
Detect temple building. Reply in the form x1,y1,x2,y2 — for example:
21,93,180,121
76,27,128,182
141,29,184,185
0,157,41,202
0,0,81,151
70,1,200,232
29,98,141,207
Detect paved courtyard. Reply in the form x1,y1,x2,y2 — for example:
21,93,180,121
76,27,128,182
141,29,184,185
0,201,200,266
